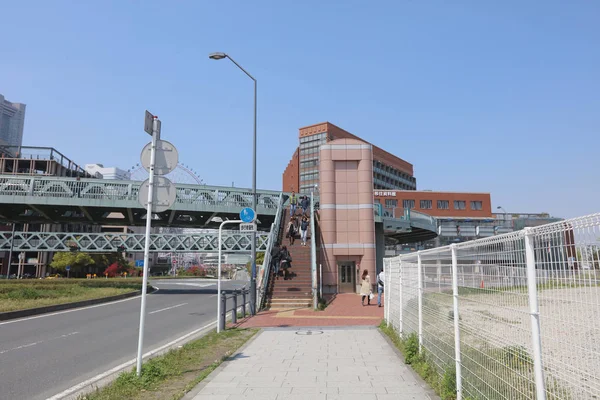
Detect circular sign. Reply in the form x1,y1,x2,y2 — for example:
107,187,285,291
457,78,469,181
140,140,179,175
66,265,71,271
138,176,177,213
240,207,256,223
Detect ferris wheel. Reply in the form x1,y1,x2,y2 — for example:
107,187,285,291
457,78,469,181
127,162,204,185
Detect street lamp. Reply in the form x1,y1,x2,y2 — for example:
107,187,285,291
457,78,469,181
209,52,258,315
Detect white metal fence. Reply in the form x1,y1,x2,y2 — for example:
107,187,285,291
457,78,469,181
384,213,600,400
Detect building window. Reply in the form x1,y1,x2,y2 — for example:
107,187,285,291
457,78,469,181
385,199,397,208
470,201,482,210
438,200,449,210
420,200,432,209
454,200,466,210
402,199,415,209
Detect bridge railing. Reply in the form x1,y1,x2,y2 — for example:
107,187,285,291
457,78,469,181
0,175,282,210
384,213,600,400
256,192,285,310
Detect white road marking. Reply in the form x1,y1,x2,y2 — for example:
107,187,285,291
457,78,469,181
45,321,217,400
0,287,159,326
171,282,214,288
0,332,79,355
148,303,188,314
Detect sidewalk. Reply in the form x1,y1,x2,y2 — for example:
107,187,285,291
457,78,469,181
185,326,438,400
234,294,384,328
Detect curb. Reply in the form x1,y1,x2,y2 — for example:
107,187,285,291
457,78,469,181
0,286,155,321
181,329,263,400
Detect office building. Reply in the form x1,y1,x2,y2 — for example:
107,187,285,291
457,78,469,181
0,94,26,149
85,164,131,180
283,122,416,194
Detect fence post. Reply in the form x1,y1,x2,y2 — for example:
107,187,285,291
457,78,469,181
242,288,247,318
399,258,403,335
451,244,462,400
232,290,238,324
385,258,390,326
417,251,423,350
219,292,226,332
524,228,547,400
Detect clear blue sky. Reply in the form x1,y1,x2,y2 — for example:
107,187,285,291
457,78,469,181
1,1,598,218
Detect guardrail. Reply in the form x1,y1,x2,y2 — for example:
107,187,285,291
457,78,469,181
219,287,251,331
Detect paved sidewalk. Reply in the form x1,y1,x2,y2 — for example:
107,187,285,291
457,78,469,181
187,326,438,400
234,294,384,328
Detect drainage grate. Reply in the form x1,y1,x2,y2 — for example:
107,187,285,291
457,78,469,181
295,330,323,335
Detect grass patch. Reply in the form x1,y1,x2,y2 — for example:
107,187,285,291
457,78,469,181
0,279,146,313
79,328,258,400
380,321,572,400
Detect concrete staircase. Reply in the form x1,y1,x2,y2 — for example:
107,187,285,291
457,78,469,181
265,209,313,309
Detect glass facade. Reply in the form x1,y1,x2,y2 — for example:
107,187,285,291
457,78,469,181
299,132,327,193
373,160,416,190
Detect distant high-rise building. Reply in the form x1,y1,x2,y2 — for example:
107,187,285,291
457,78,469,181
0,94,26,148
85,164,131,180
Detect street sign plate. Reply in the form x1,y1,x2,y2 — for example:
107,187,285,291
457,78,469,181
66,265,71,271
140,140,179,175
240,207,256,223
138,176,177,213
135,260,144,267
144,110,154,135
240,223,256,233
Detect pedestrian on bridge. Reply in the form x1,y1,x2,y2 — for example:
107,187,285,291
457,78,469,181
300,195,310,216
271,242,281,279
290,191,298,216
300,216,309,246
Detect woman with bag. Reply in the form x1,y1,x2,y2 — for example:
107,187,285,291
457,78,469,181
359,269,372,306
287,218,296,246
279,246,292,280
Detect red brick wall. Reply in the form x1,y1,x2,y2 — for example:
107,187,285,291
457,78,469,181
325,123,414,176
282,148,299,192
374,190,493,218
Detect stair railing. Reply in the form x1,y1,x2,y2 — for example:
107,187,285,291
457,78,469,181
256,192,286,310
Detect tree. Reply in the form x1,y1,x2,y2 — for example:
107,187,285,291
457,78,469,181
104,262,130,277
50,252,96,271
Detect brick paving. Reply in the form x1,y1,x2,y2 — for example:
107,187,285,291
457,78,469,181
186,327,437,400
233,293,384,328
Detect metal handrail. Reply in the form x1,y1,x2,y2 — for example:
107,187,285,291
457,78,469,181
219,287,250,331
256,192,285,310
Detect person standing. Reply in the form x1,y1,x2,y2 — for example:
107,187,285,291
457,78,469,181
300,216,309,246
360,269,371,306
377,268,385,307
290,191,298,216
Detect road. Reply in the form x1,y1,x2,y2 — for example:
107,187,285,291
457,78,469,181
0,278,249,400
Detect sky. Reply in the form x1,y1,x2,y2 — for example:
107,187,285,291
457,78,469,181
0,0,598,219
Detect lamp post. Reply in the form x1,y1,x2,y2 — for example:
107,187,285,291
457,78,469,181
209,52,258,315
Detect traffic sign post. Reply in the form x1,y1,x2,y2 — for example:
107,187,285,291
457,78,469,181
239,208,257,315
66,265,71,279
136,110,178,377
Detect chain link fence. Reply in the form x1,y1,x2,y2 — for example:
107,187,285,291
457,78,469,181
384,213,600,399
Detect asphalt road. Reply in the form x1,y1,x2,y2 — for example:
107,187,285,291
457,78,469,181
0,278,249,400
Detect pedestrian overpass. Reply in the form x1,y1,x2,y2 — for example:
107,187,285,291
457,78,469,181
0,175,283,229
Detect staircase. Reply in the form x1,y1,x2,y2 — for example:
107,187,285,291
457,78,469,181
265,208,313,309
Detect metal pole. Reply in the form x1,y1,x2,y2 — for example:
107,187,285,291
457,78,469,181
524,228,547,399
310,190,317,309
242,288,247,318
217,220,243,333
250,78,257,315
399,258,403,335
417,251,423,350
232,290,238,324
136,116,158,377
5,223,15,278
451,244,462,400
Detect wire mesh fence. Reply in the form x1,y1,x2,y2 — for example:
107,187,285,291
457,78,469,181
384,213,600,400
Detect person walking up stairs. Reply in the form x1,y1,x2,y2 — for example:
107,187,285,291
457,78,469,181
266,208,313,309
